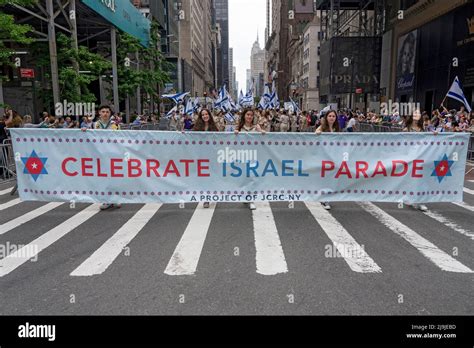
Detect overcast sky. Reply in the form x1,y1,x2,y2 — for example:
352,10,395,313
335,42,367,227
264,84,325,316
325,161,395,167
229,0,267,93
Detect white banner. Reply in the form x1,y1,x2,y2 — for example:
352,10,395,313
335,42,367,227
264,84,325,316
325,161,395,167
10,129,469,204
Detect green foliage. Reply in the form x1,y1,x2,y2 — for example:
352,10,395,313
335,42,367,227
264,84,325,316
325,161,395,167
106,20,172,102
32,33,111,104
0,0,36,75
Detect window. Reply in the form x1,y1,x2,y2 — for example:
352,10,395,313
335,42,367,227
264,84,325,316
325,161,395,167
317,46,320,56
317,61,320,71
317,76,320,88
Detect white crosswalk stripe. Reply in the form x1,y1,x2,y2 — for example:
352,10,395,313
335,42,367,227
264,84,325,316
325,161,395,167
71,204,162,276
463,187,474,195
453,202,474,212
0,204,100,277
305,202,382,273
0,199,472,278
358,202,473,273
164,202,216,276
253,202,288,275
0,187,14,196
0,202,64,236
0,198,22,211
423,210,474,240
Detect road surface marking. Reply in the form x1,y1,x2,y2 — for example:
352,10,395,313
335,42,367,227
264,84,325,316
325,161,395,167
453,202,474,213
253,202,288,275
0,187,14,196
0,198,22,211
424,210,474,240
358,202,473,273
0,204,100,277
0,202,64,235
71,204,161,276
463,187,474,195
305,202,382,273
164,202,215,276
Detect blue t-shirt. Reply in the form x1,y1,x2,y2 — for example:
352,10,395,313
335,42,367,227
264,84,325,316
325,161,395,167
184,119,193,130
338,114,348,129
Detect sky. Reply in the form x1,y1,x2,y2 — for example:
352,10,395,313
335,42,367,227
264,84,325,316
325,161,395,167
229,0,267,93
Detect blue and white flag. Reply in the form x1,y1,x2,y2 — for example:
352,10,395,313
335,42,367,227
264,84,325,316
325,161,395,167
224,112,235,123
193,97,201,112
290,97,301,114
165,105,178,119
446,76,472,112
214,85,232,112
161,92,190,105
269,81,279,109
184,98,194,116
238,90,244,105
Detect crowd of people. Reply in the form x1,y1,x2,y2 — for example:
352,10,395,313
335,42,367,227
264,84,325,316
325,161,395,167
1,104,473,134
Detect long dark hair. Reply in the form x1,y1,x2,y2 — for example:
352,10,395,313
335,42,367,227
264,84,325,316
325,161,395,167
237,108,255,131
193,108,218,131
320,110,340,132
405,114,424,131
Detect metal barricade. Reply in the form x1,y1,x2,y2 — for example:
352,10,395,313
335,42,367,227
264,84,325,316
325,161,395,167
359,123,373,132
0,139,17,184
468,132,474,161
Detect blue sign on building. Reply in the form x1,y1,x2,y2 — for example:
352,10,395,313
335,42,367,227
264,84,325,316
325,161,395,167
81,0,151,47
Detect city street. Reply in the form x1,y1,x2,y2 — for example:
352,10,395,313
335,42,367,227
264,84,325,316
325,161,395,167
0,179,472,315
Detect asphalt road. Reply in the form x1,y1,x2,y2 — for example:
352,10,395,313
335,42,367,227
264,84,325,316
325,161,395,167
0,180,473,315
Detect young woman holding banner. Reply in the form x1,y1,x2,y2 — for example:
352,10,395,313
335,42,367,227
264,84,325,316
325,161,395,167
402,109,432,212
234,108,266,210
193,108,219,208
315,110,340,210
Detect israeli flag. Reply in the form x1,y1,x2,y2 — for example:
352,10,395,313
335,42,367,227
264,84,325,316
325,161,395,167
193,97,201,112
269,82,279,109
165,105,178,119
446,76,472,112
184,98,194,115
290,97,301,114
224,112,236,123
258,96,267,110
215,85,232,112
238,90,244,105
161,92,190,104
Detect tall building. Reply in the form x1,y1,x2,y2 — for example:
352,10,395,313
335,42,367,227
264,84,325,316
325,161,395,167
246,69,252,92
251,34,265,97
179,0,214,96
265,0,289,100
232,66,238,99
229,47,234,93
287,0,316,108
301,15,321,111
214,0,229,87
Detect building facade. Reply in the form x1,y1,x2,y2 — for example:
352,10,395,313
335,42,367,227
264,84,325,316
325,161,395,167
383,0,474,113
251,35,265,97
179,0,214,96
214,0,229,87
301,16,321,111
